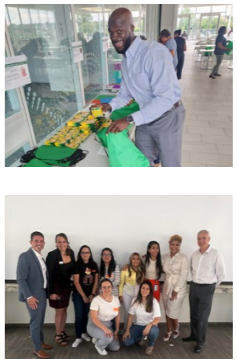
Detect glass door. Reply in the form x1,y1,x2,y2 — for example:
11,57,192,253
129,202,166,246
5,35,35,167
199,13,220,39
177,15,190,38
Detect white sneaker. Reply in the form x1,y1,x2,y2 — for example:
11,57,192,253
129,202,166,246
95,343,108,355
81,333,91,342
92,338,97,345
72,338,82,348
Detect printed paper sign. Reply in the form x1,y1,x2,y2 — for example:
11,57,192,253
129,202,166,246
5,55,31,91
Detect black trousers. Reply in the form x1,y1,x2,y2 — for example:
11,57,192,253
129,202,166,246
189,281,216,344
176,55,185,80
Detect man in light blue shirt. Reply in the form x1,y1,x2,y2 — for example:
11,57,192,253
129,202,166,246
159,29,178,70
102,8,185,167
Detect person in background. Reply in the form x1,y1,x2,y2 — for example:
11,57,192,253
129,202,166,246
143,241,163,301
159,29,178,70
46,233,75,346
99,248,120,297
87,279,120,355
174,29,187,80
181,31,188,39
72,245,99,348
119,253,144,329
123,280,160,356
102,8,185,167
17,231,52,359
182,230,226,353
162,235,189,342
209,26,229,79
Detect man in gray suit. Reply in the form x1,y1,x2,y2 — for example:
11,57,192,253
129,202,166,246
17,231,52,359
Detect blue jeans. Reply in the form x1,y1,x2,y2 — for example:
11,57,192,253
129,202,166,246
124,325,159,347
73,293,90,338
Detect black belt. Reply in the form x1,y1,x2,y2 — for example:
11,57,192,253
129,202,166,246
148,100,183,125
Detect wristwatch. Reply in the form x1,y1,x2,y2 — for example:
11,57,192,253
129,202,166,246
127,115,134,124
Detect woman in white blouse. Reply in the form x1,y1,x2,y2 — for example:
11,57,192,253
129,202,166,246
87,279,120,355
162,234,189,341
123,280,160,356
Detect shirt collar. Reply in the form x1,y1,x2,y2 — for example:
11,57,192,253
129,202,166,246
31,247,43,258
198,245,211,254
125,36,142,58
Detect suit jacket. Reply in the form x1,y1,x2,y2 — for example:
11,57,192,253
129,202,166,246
46,248,75,295
17,248,49,302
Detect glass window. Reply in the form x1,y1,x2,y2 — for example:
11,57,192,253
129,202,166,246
5,142,31,167
6,4,83,144
74,4,106,103
5,90,21,118
196,6,211,13
211,6,228,13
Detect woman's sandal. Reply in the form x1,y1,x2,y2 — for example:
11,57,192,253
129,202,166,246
173,324,180,339
61,331,70,341
55,334,67,346
163,331,172,341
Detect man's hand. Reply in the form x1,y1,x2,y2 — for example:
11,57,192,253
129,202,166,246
106,118,130,134
27,296,39,310
101,103,112,113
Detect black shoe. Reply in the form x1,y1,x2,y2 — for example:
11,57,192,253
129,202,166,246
194,344,203,353
214,73,221,76
182,335,196,342
209,75,215,79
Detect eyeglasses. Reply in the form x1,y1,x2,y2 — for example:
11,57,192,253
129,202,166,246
102,253,111,257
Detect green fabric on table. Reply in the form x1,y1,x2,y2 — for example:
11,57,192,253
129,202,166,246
35,145,76,160
96,102,150,167
22,159,52,167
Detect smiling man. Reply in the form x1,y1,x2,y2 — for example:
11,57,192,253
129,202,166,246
183,230,226,353
102,8,185,167
17,231,51,359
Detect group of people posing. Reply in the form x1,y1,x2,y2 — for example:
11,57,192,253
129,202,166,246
17,230,226,358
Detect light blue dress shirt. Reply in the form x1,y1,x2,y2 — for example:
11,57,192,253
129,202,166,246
165,38,178,69
109,36,182,126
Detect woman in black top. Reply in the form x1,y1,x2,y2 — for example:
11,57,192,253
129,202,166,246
210,26,229,79
174,29,187,80
72,245,99,348
46,233,75,345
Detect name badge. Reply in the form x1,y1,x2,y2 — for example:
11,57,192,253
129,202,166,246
154,284,158,291
59,261,64,264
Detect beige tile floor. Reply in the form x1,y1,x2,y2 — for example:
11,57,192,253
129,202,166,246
180,41,233,167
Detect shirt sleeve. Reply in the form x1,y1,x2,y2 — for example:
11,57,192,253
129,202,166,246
131,46,182,126
215,252,226,287
112,265,121,288
119,270,126,296
174,255,189,293
109,78,133,111
90,296,99,310
153,299,161,318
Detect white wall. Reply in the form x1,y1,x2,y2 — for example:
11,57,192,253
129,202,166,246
160,4,178,34
5,195,233,324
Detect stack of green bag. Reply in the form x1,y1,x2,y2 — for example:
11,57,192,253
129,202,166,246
225,40,233,56
96,102,150,167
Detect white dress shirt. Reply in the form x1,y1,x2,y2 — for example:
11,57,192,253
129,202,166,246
191,246,226,286
32,248,47,288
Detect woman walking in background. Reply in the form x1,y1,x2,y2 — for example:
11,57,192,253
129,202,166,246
209,26,229,79
46,233,75,346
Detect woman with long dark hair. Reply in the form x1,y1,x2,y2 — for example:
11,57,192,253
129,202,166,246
99,248,120,296
123,280,160,356
72,245,98,348
46,233,75,346
209,26,229,79
143,241,163,301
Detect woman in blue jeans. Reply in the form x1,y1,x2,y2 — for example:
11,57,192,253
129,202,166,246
123,280,161,356
72,245,98,348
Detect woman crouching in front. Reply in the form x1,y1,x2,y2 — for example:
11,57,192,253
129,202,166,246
123,280,160,356
87,279,120,356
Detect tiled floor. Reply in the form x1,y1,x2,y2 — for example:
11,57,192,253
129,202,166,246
180,41,233,167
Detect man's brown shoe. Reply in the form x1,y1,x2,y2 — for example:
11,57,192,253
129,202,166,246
33,350,50,359
42,343,52,350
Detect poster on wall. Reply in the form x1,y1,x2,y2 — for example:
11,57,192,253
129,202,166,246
5,55,31,91
72,41,84,63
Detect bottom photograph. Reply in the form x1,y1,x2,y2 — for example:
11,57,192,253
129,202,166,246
5,195,233,359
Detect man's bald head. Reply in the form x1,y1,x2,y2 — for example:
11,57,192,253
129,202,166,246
108,8,135,55
109,8,133,28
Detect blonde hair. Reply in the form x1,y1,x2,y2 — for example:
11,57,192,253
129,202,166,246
169,234,182,244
